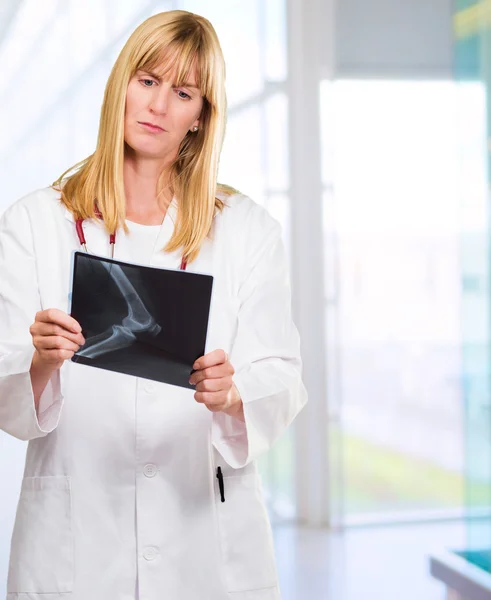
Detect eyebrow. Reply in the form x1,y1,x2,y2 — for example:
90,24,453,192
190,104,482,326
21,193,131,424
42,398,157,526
179,81,200,90
138,70,199,89
138,70,162,81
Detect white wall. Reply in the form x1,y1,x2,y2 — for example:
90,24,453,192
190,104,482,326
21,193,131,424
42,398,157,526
335,0,453,78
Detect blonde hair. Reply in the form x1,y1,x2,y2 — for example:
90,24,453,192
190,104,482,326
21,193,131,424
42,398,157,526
53,10,234,264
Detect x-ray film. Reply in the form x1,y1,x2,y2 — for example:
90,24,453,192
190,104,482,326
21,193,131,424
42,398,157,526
69,252,213,389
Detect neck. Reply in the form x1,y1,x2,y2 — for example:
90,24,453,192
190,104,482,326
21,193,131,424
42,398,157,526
123,150,174,224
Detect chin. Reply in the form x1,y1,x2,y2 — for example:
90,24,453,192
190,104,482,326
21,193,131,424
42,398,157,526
126,140,169,159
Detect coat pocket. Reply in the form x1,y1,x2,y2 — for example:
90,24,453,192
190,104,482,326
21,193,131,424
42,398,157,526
215,473,278,593
7,476,73,594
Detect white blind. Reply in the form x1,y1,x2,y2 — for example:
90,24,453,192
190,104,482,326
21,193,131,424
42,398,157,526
0,0,20,48
334,0,454,79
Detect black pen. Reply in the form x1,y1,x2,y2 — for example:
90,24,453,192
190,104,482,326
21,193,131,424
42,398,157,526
216,466,225,502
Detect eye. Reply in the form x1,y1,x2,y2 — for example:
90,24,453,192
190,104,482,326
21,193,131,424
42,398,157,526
176,90,191,100
140,78,156,87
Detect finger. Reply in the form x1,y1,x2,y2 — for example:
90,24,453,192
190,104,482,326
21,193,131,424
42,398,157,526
35,336,81,353
36,309,82,334
194,391,226,411
31,323,85,346
189,363,233,385
195,376,233,393
193,349,228,371
41,348,75,363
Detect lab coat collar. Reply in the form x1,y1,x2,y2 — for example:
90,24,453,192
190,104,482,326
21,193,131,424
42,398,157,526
61,197,179,225
61,195,219,230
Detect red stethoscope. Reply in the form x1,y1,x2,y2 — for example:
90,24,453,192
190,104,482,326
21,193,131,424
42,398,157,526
75,208,188,271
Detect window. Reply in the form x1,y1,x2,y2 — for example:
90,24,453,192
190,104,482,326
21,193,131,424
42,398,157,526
323,79,486,521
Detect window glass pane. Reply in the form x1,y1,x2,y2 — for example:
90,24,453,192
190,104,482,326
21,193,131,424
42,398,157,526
0,0,59,97
264,93,289,192
107,0,159,38
219,106,265,203
323,80,467,519
178,0,263,107
68,0,108,73
263,0,287,81
259,428,295,523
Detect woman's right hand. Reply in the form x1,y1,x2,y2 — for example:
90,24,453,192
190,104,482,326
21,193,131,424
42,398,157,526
30,308,85,371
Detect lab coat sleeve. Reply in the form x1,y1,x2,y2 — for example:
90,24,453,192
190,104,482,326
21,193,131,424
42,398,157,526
0,202,64,441
212,217,308,468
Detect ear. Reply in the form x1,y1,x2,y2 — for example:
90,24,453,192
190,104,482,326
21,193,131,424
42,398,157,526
190,117,200,133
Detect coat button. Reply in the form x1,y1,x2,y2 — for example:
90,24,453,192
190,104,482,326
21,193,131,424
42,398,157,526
144,382,156,393
143,464,158,478
143,547,159,561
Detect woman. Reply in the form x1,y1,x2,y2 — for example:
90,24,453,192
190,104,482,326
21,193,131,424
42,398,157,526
0,10,307,600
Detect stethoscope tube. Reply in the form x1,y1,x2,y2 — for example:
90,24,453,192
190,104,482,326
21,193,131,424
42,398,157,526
75,216,187,270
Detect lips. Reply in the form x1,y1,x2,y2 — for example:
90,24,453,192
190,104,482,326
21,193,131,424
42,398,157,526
138,121,166,133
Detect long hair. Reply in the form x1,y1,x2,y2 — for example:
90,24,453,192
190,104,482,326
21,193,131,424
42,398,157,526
53,10,232,264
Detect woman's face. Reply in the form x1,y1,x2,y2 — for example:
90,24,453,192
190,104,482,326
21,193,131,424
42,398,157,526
124,65,203,161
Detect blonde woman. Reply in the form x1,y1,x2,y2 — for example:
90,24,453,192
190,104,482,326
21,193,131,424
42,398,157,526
0,10,307,600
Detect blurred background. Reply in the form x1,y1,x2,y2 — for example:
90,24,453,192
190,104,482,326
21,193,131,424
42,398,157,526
1,0,490,598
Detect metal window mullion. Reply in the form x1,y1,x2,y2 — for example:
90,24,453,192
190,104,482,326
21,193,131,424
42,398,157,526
287,0,333,526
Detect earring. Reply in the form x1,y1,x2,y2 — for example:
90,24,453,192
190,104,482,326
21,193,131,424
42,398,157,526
192,126,199,132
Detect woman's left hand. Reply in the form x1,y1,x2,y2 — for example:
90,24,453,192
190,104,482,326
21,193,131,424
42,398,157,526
189,349,244,421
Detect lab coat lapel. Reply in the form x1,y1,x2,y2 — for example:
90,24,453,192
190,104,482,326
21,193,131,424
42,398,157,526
149,198,184,270
62,205,113,259
62,197,215,271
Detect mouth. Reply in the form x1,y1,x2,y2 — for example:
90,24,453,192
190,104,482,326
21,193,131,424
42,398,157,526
138,121,166,133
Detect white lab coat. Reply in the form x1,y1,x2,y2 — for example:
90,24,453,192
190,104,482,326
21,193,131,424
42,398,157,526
0,187,307,600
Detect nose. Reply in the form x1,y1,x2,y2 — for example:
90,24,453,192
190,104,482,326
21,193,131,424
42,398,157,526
149,85,170,116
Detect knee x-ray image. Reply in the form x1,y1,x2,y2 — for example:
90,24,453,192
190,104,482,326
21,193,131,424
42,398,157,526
69,252,213,389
